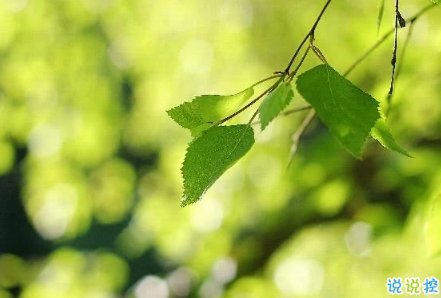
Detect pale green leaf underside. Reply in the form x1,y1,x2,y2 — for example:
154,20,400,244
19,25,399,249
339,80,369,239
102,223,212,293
167,88,254,136
424,193,441,256
296,64,380,158
258,82,294,130
371,118,411,157
194,88,254,122
181,125,254,207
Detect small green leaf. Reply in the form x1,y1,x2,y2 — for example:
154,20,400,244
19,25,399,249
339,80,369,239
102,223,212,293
431,0,440,3
194,88,254,122
189,123,212,137
167,88,254,136
258,82,294,130
167,102,206,129
181,125,254,207
424,193,441,256
296,64,380,158
371,118,411,157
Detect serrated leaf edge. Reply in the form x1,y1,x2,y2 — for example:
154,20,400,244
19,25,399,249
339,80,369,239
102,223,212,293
180,125,254,207
259,82,294,131
296,64,381,159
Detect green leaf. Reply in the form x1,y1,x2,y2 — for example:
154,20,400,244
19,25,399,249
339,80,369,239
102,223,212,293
194,88,254,122
167,102,206,129
181,125,254,207
431,0,440,3
189,123,212,137
258,82,294,130
167,88,254,136
296,64,380,158
167,102,211,137
424,193,441,256
371,118,411,157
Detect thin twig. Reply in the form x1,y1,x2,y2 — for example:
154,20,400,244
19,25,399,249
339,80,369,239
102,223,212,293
344,31,393,77
288,110,316,167
288,47,311,82
281,105,313,117
388,0,404,98
287,3,437,162
249,74,283,90
286,3,437,164
284,0,333,73
248,109,260,125
395,22,415,84
344,2,436,77
217,82,279,125
207,75,284,125
250,105,312,126
386,20,415,116
310,44,328,64
223,2,436,127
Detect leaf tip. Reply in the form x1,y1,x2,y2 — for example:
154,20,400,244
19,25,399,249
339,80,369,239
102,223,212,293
180,195,191,207
180,125,255,207
165,107,174,118
370,119,412,157
180,191,207,207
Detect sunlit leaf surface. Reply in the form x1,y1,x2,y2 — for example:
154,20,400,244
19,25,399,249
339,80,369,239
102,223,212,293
296,64,380,158
0,1,440,297
371,118,411,157
181,125,254,206
258,82,294,130
167,88,254,135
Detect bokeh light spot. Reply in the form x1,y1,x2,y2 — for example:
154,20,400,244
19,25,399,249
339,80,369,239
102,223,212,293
33,184,78,240
212,257,237,284
190,199,224,233
345,222,372,257
199,278,223,298
28,124,62,158
167,267,193,297
4,0,28,12
219,0,254,30
179,39,214,75
274,259,324,296
134,276,169,298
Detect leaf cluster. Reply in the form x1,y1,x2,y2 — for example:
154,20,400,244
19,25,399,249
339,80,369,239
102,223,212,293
168,64,409,206
168,0,439,206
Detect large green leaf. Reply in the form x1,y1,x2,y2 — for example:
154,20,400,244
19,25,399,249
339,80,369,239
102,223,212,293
167,88,254,136
296,64,380,158
181,125,254,207
258,82,294,130
371,118,411,157
424,192,441,256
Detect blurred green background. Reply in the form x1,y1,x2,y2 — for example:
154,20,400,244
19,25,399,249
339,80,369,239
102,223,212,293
0,0,441,297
